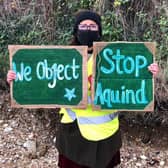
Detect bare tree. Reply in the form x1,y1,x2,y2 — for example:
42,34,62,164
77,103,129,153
93,0,110,14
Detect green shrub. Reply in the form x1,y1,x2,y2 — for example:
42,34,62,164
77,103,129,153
0,0,167,83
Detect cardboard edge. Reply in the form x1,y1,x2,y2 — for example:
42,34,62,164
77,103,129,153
144,42,156,57
143,101,154,111
92,42,107,109
77,46,88,108
11,104,88,109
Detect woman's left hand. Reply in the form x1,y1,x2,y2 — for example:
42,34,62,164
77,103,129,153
148,63,159,77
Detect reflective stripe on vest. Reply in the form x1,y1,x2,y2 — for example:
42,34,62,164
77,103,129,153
66,109,118,125
66,109,76,121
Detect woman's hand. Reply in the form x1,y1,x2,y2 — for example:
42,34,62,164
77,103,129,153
7,70,16,84
148,63,159,77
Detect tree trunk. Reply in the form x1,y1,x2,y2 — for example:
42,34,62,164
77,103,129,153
93,0,110,14
151,0,168,16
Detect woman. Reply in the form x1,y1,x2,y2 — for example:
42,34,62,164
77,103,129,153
55,10,159,168
7,10,159,168
56,10,122,168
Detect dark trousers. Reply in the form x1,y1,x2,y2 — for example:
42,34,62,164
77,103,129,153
56,120,122,168
58,151,121,168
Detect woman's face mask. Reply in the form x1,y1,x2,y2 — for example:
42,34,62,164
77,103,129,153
77,30,100,47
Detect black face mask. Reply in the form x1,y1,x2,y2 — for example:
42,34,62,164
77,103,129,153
77,30,100,47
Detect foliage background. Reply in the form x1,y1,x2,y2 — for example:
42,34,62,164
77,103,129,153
0,0,168,114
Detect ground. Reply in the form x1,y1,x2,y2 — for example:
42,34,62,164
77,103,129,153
0,86,168,168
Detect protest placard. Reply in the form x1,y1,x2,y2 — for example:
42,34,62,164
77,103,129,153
9,45,87,108
92,42,155,111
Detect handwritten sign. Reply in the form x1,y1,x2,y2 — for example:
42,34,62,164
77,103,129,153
92,42,155,111
9,45,88,108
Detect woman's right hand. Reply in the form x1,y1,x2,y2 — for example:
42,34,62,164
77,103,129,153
7,70,16,84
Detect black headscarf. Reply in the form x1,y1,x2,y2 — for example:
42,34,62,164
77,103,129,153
73,10,102,37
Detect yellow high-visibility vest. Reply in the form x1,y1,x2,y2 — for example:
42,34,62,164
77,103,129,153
60,55,119,141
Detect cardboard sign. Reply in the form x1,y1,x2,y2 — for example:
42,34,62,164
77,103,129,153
9,45,88,108
92,42,155,111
